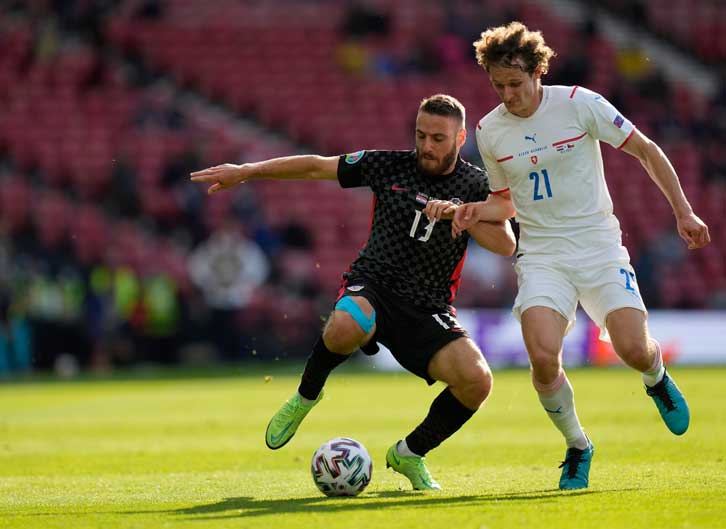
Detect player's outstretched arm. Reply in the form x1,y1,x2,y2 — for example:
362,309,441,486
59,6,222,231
451,191,515,238
466,219,516,256
190,155,339,195
621,130,710,250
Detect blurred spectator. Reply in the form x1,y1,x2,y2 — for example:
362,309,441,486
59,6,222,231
444,0,498,44
702,143,726,185
334,39,372,76
33,18,60,63
616,41,651,83
136,271,182,364
134,88,186,130
336,1,394,78
162,147,201,189
26,266,90,371
85,264,117,370
705,70,726,177
0,235,32,374
271,249,322,301
277,219,314,251
403,36,442,75
133,0,165,21
0,290,32,376
0,232,12,286
340,1,390,38
552,46,591,87
637,69,670,102
108,156,140,217
188,223,270,359
635,227,690,306
607,0,649,26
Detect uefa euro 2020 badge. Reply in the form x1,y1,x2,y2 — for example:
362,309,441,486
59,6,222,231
344,151,366,164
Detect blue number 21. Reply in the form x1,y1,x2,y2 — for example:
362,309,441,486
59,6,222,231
529,169,553,201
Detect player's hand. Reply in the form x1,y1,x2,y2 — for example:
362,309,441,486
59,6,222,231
190,163,248,194
423,199,458,222
676,212,710,250
451,202,481,238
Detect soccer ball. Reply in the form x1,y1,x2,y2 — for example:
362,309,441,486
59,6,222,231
311,437,372,497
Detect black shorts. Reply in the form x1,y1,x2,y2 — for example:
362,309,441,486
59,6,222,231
337,279,469,385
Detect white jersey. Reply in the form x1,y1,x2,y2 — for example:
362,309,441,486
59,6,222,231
476,85,635,258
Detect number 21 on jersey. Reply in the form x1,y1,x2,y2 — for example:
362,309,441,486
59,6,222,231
529,168,553,201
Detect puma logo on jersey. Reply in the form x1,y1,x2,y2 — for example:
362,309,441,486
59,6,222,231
525,133,537,143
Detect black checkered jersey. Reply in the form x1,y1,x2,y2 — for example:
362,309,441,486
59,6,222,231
337,150,490,310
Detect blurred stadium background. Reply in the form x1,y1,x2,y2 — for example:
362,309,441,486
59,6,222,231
1,0,724,377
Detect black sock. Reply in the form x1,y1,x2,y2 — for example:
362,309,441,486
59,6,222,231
297,336,349,400
405,387,475,456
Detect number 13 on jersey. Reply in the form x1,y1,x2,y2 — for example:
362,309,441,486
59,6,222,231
409,210,435,242
529,168,553,201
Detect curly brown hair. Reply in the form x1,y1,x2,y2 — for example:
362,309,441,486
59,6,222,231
473,21,556,75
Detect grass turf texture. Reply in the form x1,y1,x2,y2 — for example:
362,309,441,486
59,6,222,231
1,365,725,529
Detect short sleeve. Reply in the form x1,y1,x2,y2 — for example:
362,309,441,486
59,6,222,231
574,87,635,149
476,126,508,193
337,150,369,188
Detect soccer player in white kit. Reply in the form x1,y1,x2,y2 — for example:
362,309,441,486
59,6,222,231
453,22,711,490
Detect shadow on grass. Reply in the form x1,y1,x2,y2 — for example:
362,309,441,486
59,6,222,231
124,488,628,520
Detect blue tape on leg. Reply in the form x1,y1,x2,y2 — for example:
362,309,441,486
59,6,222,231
334,297,376,334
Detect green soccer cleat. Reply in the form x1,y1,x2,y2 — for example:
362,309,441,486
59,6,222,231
646,369,690,435
265,390,324,449
558,438,594,490
385,442,441,491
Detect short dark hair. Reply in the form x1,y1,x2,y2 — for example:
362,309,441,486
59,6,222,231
473,21,556,75
419,94,465,128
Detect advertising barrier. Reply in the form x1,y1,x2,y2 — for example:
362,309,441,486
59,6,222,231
369,309,725,371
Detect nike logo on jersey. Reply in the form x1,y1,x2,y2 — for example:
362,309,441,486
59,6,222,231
391,184,409,192
525,133,537,143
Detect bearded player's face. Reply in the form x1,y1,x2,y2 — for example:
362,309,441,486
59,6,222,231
415,112,463,177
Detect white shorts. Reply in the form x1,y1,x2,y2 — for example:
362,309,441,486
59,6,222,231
512,255,647,341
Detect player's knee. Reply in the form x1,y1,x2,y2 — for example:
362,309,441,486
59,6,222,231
462,363,493,407
528,347,561,379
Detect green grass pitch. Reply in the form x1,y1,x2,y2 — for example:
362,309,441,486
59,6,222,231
1,364,725,529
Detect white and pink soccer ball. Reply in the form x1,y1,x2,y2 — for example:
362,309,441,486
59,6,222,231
311,437,372,497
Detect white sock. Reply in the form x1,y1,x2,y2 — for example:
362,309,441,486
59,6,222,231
396,439,419,457
536,371,589,450
642,339,666,387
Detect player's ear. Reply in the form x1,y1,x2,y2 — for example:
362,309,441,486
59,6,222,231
457,127,466,149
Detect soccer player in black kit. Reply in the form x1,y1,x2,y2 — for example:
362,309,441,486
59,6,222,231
191,94,516,490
